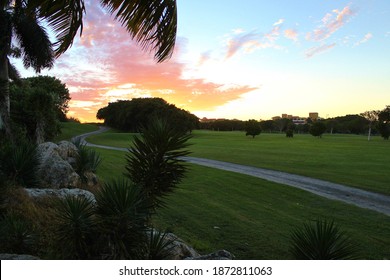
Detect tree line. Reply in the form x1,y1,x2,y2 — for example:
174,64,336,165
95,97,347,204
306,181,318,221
96,98,199,133
200,107,390,140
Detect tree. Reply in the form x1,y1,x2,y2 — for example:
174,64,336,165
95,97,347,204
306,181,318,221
1,0,178,140
245,119,261,138
309,121,327,138
1,0,54,141
377,106,390,140
360,110,379,141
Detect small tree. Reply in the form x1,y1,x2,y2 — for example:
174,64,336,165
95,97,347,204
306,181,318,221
309,122,327,138
360,110,379,141
377,106,390,140
125,118,192,208
245,119,261,138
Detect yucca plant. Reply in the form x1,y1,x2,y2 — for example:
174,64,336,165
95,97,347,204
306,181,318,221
0,142,40,188
72,138,102,182
125,118,192,207
95,179,152,259
53,196,96,259
147,228,176,260
290,219,359,260
0,212,35,254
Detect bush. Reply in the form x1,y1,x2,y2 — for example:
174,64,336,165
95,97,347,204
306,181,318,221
290,219,359,260
0,141,40,188
125,118,192,207
72,138,102,182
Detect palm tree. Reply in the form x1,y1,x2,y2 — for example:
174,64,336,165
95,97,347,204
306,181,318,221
0,0,54,140
1,0,178,140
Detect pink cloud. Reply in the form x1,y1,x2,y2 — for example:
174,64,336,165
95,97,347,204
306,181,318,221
355,33,373,46
305,43,336,58
284,29,298,42
50,3,257,122
306,5,355,41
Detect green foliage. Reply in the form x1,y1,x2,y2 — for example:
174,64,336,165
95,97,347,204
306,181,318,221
147,228,176,260
245,119,261,138
286,129,294,138
72,138,102,181
96,98,199,133
0,141,40,188
0,212,35,254
125,118,192,207
290,219,359,260
377,106,390,140
95,179,151,259
53,196,96,259
309,121,327,138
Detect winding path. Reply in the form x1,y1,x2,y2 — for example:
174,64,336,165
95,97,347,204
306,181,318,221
74,126,390,216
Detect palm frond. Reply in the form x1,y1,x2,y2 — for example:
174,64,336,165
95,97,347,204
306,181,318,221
13,6,54,72
100,0,177,62
7,60,21,82
30,0,85,57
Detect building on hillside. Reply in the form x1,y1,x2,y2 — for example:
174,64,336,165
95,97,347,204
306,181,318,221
272,112,320,124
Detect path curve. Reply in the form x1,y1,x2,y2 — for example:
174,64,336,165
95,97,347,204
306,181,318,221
76,126,390,216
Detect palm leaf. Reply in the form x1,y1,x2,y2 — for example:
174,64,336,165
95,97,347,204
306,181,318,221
13,6,54,72
29,0,85,57
100,0,177,62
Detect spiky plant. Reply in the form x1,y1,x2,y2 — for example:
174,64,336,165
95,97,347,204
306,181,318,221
290,219,359,260
0,141,40,187
95,179,152,259
0,212,35,254
125,118,192,207
53,196,96,259
147,228,176,260
72,139,102,182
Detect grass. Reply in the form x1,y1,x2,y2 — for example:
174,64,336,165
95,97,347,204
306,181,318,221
87,129,390,195
92,147,390,259
54,122,100,142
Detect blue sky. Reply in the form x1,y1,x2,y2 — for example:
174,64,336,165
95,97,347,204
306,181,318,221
15,0,390,122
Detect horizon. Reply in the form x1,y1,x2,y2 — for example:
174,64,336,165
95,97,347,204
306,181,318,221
12,0,390,122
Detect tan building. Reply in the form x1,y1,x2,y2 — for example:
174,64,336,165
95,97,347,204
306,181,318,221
309,112,319,121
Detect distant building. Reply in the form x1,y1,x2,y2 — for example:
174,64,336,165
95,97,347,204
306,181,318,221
272,112,320,124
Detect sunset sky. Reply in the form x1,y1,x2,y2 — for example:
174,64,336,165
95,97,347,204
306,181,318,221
14,0,390,122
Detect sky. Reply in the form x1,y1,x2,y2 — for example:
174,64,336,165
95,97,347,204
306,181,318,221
13,0,390,122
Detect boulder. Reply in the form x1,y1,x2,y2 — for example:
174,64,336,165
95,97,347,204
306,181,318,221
161,232,201,260
185,250,234,260
0,254,40,260
57,141,79,168
25,188,96,203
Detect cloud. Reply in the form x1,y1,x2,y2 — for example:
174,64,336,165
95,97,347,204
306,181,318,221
284,29,298,42
273,19,285,26
355,33,373,46
197,51,212,66
48,3,257,122
305,43,336,58
306,5,355,41
225,25,283,58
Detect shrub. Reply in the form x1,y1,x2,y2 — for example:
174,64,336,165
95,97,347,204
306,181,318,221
125,118,192,207
72,138,102,182
290,219,359,260
146,228,176,260
95,179,151,259
0,142,40,188
52,196,96,259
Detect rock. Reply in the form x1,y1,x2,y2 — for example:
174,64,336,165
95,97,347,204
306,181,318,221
163,233,201,260
57,141,79,160
25,188,96,203
0,254,40,260
37,142,81,189
185,249,234,260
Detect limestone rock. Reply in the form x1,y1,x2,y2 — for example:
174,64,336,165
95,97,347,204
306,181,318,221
37,142,81,189
185,249,234,260
25,188,96,203
0,254,40,260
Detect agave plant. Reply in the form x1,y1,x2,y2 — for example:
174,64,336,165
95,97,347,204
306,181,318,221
125,118,192,207
95,179,152,259
290,219,359,260
53,195,96,259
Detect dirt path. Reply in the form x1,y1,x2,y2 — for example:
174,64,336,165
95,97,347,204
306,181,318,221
76,126,390,216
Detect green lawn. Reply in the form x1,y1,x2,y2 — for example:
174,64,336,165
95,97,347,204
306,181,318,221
87,129,390,195
54,122,100,142
92,147,390,260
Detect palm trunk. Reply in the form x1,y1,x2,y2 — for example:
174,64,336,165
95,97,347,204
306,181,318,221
0,54,13,141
